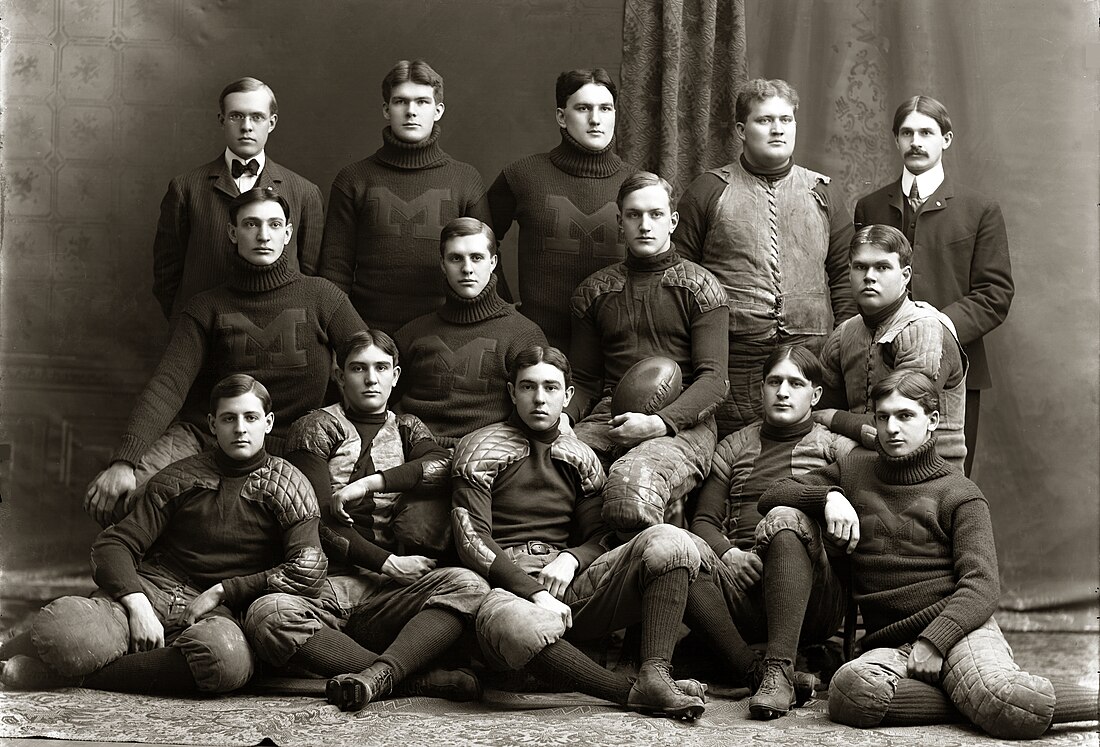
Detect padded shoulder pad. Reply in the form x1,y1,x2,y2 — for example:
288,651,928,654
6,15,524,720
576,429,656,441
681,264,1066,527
661,261,728,313
248,457,320,527
285,407,347,458
399,413,452,486
453,423,530,493
550,434,605,498
144,452,220,510
571,265,627,318
705,165,734,184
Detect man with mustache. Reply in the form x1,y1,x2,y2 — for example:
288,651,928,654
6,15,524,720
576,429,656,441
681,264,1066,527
854,96,1013,476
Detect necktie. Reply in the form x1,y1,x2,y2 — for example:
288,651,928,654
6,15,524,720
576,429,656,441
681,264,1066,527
907,180,923,213
231,159,259,178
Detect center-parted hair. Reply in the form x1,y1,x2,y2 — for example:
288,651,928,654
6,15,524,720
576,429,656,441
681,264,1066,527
383,59,444,103
508,346,573,388
229,186,290,224
555,68,618,108
336,329,400,369
616,171,674,211
219,77,278,116
762,344,823,387
439,216,497,257
871,370,940,415
892,95,952,137
851,224,913,268
209,373,272,415
735,78,799,124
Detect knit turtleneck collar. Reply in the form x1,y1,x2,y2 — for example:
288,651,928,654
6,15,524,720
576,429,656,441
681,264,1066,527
374,124,448,170
761,415,814,442
439,273,508,324
860,292,908,330
509,410,559,444
229,249,298,293
873,437,952,485
549,129,624,178
740,152,794,182
215,447,268,477
625,248,680,273
344,407,387,426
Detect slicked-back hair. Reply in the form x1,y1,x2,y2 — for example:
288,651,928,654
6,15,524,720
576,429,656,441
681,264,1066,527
871,370,940,416
229,186,290,224
555,68,617,108
439,216,497,257
851,224,913,268
508,346,572,388
209,374,272,415
892,95,952,137
383,59,444,103
735,78,799,124
336,329,399,369
219,77,278,116
616,171,673,211
762,344,824,387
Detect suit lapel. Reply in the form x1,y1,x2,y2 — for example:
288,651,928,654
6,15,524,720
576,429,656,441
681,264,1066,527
258,159,284,190
208,155,238,198
887,178,905,217
919,173,954,215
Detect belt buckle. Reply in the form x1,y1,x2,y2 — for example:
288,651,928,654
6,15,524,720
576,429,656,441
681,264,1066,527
527,541,553,556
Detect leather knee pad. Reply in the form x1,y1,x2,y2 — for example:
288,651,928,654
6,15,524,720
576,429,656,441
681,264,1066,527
475,589,567,671
32,596,129,677
173,615,255,693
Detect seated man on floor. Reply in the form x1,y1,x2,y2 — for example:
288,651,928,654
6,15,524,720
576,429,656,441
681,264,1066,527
568,172,729,533
815,224,967,470
451,345,710,721
85,186,366,527
245,330,488,711
0,375,326,696
394,217,546,447
757,371,1097,737
687,344,857,704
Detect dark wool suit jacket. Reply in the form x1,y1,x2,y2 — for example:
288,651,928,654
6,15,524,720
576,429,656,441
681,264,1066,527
152,155,325,318
854,175,1013,389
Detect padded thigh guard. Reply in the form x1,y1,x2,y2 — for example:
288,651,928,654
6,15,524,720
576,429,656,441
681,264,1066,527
829,646,911,728
941,616,1055,739
601,416,716,533
475,588,568,670
243,592,328,668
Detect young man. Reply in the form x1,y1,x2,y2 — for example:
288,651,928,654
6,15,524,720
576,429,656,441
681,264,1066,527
855,96,1014,476
757,371,1097,737
394,218,546,446
1,375,325,696
569,172,728,533
675,78,856,437
245,330,488,711
153,77,324,319
84,187,365,527
318,60,495,334
450,346,707,721
487,68,638,350
688,345,857,712
815,225,967,470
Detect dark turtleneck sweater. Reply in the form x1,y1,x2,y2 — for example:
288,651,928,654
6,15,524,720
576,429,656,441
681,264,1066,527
487,129,638,350
394,274,547,445
318,125,494,334
567,248,730,433
114,250,366,464
759,436,999,655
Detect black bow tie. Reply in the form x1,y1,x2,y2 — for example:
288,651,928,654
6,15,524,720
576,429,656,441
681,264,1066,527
231,159,259,178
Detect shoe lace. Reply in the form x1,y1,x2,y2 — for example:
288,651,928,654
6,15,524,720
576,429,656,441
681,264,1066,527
756,660,786,696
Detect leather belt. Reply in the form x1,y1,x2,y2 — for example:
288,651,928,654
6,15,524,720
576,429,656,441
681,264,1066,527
523,541,556,556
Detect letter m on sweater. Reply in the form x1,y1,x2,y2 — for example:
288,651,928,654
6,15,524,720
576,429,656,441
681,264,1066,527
856,493,940,557
421,336,497,393
217,309,308,368
368,187,452,239
544,196,620,257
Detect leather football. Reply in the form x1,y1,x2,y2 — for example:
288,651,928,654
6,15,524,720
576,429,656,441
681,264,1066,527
610,356,683,416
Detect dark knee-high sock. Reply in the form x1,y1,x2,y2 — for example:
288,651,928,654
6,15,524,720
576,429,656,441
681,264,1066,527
288,625,379,677
1051,679,1099,724
83,647,198,694
763,529,812,663
527,639,632,705
0,629,38,660
375,607,465,682
881,678,963,725
686,570,756,681
641,568,690,663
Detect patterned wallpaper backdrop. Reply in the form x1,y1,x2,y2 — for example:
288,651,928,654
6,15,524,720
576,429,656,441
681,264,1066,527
0,0,627,572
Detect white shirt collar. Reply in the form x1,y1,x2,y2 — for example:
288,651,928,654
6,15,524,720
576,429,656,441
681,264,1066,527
223,148,266,174
901,161,944,201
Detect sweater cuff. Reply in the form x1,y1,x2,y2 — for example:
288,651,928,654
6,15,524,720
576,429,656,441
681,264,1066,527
798,485,834,517
113,435,149,467
919,617,966,656
830,410,871,443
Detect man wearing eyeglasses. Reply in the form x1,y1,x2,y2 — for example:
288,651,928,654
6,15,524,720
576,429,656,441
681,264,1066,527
152,77,325,320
